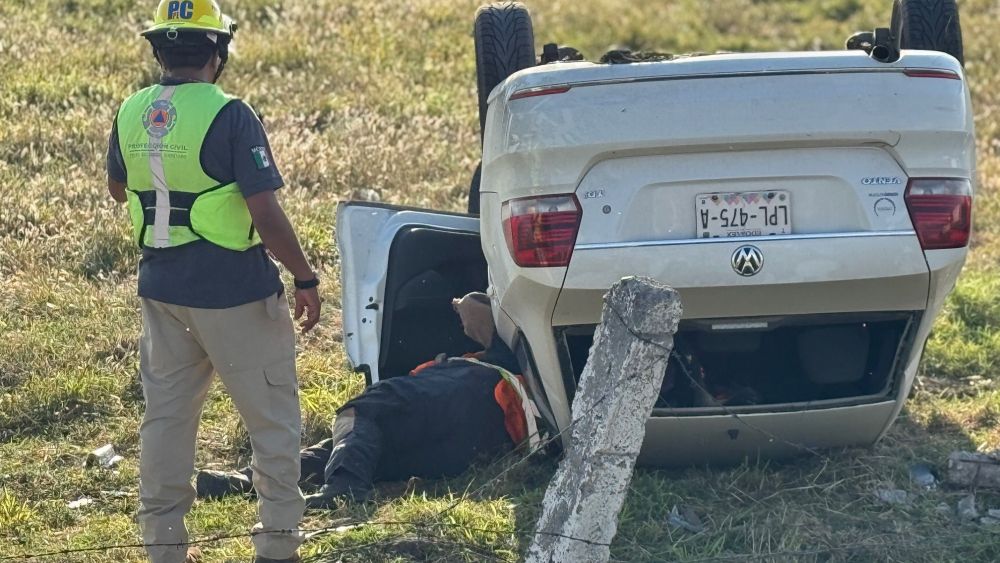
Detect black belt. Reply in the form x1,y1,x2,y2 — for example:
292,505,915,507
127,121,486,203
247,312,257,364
135,190,200,209
136,191,199,228
142,208,192,228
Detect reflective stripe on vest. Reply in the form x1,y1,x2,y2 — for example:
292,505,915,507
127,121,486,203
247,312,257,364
116,83,261,251
458,357,543,451
149,85,176,247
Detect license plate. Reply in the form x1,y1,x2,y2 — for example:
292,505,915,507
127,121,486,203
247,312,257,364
696,191,792,238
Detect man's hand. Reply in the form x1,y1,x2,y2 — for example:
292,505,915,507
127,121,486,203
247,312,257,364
294,287,321,334
108,178,127,203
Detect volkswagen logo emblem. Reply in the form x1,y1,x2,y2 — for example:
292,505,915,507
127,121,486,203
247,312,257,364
731,245,764,276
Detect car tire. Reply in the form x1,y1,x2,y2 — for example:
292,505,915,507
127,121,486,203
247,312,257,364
468,162,482,215
890,0,964,65
474,2,536,142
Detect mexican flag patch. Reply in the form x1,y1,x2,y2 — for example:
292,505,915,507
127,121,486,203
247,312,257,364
251,145,271,170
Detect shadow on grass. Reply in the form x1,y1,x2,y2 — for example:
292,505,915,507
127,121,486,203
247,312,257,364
0,371,132,441
297,402,1000,562
1,397,122,441
193,362,999,562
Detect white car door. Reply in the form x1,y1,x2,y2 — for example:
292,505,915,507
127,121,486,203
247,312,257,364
336,201,484,384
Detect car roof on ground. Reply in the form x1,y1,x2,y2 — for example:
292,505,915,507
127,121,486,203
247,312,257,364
492,50,964,104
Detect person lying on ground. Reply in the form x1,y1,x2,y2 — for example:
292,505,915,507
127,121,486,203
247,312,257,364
195,292,541,508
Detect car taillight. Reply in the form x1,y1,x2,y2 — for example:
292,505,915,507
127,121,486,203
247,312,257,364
502,194,582,267
510,86,572,100
903,69,962,80
904,178,972,250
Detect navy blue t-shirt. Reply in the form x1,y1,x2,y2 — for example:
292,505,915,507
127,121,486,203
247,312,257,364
108,78,284,309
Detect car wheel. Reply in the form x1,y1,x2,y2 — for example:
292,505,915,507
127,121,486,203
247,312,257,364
474,2,536,142
890,0,964,65
468,162,482,215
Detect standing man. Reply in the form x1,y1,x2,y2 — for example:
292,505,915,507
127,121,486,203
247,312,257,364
106,2,318,562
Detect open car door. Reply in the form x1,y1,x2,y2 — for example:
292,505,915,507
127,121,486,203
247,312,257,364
336,202,487,384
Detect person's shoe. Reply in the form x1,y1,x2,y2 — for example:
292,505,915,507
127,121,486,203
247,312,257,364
304,482,373,509
253,554,301,563
196,469,253,499
185,547,203,563
304,490,339,509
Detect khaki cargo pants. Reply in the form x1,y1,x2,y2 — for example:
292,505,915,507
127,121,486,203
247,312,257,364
137,293,305,563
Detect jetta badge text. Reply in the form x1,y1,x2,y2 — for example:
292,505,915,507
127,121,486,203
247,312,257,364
861,176,902,185
732,245,764,277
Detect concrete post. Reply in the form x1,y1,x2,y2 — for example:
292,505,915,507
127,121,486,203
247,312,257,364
947,451,1000,488
526,276,682,563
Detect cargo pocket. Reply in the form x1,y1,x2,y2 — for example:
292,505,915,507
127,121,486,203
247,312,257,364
263,358,301,436
263,358,298,391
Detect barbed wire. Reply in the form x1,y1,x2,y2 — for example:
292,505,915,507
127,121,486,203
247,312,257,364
0,518,596,561
0,353,618,562
666,348,827,459
678,529,1000,563
0,302,977,561
0,520,477,562
6,513,997,562
605,302,835,460
303,299,935,561
0,318,635,562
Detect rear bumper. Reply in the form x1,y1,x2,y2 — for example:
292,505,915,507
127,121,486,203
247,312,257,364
638,400,898,466
490,226,965,465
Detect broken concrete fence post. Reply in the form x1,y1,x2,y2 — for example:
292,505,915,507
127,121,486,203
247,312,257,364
947,451,1000,489
526,276,682,563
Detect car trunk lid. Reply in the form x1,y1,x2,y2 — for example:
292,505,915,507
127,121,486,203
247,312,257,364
486,51,970,209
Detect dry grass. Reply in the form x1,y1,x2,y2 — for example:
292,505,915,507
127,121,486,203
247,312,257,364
1,0,1000,561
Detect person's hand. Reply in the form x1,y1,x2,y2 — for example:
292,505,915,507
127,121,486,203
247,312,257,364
294,287,321,334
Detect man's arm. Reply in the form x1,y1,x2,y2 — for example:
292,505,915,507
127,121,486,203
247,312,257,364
245,191,321,333
223,100,321,332
107,119,127,203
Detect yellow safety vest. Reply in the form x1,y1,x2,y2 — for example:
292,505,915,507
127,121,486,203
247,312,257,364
117,82,261,251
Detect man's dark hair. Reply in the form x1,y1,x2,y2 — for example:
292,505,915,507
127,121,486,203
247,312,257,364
149,32,220,70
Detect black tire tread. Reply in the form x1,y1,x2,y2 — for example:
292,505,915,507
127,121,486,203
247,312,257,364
894,0,964,64
474,2,535,138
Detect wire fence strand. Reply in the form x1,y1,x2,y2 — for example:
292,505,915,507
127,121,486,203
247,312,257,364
0,303,984,561
5,514,999,562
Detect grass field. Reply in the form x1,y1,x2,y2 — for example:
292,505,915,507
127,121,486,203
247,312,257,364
2,0,1000,561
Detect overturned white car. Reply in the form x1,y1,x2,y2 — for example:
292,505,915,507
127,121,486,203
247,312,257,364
337,0,974,464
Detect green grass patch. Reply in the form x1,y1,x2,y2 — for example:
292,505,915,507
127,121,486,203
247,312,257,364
0,489,41,541
923,269,1000,382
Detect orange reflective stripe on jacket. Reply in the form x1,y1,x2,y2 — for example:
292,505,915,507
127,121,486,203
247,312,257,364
460,357,540,450
409,352,479,376
409,359,439,376
494,375,529,445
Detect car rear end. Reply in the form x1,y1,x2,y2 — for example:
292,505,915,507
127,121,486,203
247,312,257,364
478,51,974,463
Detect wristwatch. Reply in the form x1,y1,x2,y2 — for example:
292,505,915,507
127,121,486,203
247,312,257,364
294,275,320,290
